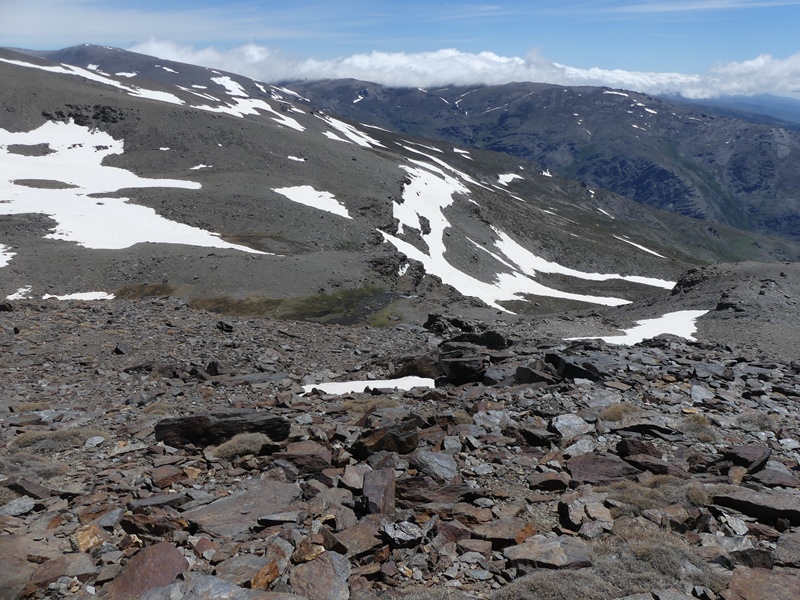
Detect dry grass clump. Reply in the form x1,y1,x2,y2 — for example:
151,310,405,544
735,410,779,433
13,401,52,412
493,568,618,600
492,524,728,600
208,432,270,459
598,402,640,423
599,476,709,517
680,413,716,443
0,487,19,507
142,401,173,415
0,452,69,482
8,426,108,455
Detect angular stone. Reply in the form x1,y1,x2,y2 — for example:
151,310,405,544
471,518,534,549
722,566,800,600
150,465,185,489
29,553,99,588
279,441,332,475
154,411,290,448
183,481,300,539
551,414,592,440
363,468,395,514
353,423,419,458
527,471,570,492
776,531,800,567
140,573,282,600
103,542,188,600
623,454,690,478
289,552,350,600
566,452,642,485
340,464,372,490
724,445,772,473
0,534,63,598
410,450,458,483
336,521,382,558
215,554,273,587
71,522,110,552
616,438,661,458
713,488,800,525
503,535,592,571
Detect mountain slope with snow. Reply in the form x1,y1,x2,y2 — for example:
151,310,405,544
2,45,799,340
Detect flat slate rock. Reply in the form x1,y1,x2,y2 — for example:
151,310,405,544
103,542,188,600
183,481,301,539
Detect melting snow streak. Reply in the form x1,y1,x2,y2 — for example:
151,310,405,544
273,186,351,219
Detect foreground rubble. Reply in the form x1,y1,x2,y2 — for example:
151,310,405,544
1,300,799,600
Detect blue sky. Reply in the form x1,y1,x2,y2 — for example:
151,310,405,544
2,0,800,97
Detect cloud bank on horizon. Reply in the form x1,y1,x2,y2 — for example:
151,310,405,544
128,40,800,99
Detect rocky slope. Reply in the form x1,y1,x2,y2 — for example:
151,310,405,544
0,286,799,600
288,79,800,241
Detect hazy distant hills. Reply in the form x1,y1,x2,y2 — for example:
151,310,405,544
287,79,800,242
2,44,800,326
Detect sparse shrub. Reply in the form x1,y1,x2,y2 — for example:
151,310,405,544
8,427,108,455
395,589,479,600
598,402,639,422
208,432,270,459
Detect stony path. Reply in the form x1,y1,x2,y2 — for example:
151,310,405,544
1,300,799,599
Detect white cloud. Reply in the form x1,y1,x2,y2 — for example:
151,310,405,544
128,39,800,99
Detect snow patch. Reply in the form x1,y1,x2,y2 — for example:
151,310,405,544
43,291,115,300
273,185,351,219
6,286,32,300
0,244,14,268
0,120,262,253
287,156,306,162
613,235,667,259
303,376,434,396
498,173,523,186
567,310,708,345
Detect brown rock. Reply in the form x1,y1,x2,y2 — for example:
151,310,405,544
566,452,642,485
471,518,533,549
29,553,99,588
290,551,351,600
503,535,592,571
71,523,110,552
251,560,280,590
363,468,395,514
353,423,419,458
103,542,188,600
721,566,800,600
151,465,186,489
183,481,300,539
336,521,382,558
154,411,290,448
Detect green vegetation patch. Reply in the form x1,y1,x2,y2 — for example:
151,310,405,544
191,286,396,325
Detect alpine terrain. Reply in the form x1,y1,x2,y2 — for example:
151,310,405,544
1,45,799,600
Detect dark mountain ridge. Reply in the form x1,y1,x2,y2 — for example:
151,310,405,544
286,78,800,242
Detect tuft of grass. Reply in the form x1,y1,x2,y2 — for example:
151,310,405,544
493,569,618,600
208,432,270,459
494,523,728,600
598,402,640,422
142,401,173,415
598,476,709,517
0,452,69,481
191,287,395,325
735,411,779,433
680,414,716,443
0,487,19,507
14,402,52,412
8,427,108,455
